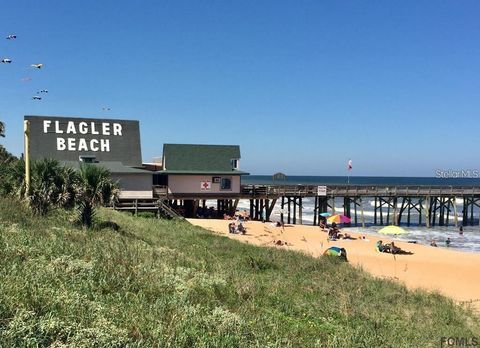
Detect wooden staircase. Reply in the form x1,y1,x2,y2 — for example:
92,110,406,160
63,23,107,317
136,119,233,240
113,199,184,220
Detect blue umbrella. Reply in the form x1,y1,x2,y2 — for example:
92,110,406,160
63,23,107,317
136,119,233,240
319,212,331,217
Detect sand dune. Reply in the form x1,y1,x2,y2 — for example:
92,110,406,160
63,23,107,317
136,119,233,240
188,218,480,311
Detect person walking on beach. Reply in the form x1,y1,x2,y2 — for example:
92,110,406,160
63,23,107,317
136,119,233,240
445,237,451,247
261,210,266,223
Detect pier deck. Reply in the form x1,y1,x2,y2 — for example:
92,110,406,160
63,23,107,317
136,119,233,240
116,184,480,227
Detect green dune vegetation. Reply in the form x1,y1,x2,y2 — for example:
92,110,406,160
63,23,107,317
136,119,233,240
0,144,479,346
0,197,479,347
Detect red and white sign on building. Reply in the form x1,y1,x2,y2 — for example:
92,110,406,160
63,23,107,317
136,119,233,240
200,181,211,191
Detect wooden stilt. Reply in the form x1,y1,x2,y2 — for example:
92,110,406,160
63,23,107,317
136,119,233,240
380,198,384,225
299,197,303,225
425,196,430,228
288,197,291,224
471,195,474,226
293,197,297,224
418,198,422,226
354,198,358,226
266,199,277,221
453,197,458,228
360,198,365,228
386,198,390,225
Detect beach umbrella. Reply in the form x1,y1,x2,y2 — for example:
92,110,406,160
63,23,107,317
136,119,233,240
319,212,331,217
327,214,351,224
323,246,348,260
378,225,407,235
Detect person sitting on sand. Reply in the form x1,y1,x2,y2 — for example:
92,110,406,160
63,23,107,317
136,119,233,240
389,241,401,254
430,239,437,247
446,237,451,247
237,222,246,235
328,226,338,241
375,240,390,253
228,222,236,234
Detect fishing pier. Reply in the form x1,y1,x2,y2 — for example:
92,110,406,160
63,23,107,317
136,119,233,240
115,184,480,228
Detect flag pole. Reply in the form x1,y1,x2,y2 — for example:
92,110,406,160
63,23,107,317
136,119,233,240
347,159,352,185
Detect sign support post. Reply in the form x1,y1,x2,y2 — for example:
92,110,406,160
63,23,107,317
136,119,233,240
24,120,30,193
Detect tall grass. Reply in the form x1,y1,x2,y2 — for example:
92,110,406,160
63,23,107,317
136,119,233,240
0,197,478,347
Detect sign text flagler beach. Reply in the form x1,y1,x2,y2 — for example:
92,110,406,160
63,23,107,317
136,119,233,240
24,115,142,166
43,120,123,152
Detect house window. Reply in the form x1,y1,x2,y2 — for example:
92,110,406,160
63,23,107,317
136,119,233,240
220,178,232,190
79,155,96,163
231,159,239,169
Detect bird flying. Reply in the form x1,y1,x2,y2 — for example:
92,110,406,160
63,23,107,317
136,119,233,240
6,34,16,40
102,107,111,111
32,96,42,100
31,64,43,69
1,58,12,63
37,89,48,94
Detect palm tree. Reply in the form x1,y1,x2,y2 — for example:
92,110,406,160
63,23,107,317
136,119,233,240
0,157,23,196
76,164,119,228
0,121,5,137
26,159,78,215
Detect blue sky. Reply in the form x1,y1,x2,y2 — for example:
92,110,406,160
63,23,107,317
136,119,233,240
1,0,479,176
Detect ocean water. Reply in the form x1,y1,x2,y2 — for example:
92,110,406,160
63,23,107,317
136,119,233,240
236,176,480,253
232,197,480,253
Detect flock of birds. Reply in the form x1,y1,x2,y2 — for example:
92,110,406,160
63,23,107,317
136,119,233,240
1,34,48,100
2,33,110,110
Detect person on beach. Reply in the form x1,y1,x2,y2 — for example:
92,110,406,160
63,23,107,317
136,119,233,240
459,225,464,235
390,242,401,254
275,220,285,231
319,217,327,230
237,222,246,235
261,210,266,223
446,238,451,247
228,222,236,234
376,240,387,252
328,222,339,241
430,239,437,247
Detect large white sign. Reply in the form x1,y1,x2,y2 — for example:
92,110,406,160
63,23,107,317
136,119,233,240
317,186,327,196
43,120,123,152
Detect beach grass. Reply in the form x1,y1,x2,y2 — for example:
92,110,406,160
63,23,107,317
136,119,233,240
0,197,479,347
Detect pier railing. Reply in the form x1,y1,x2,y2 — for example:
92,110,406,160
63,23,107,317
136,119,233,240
240,184,479,197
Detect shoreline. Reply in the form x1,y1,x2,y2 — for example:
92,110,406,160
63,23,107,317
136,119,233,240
188,218,480,311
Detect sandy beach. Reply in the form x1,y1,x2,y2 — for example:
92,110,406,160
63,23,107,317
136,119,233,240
188,218,480,311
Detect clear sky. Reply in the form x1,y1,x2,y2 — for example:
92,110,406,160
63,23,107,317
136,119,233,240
1,1,479,176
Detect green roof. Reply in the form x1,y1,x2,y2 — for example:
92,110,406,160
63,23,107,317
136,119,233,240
163,144,247,174
63,161,152,174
